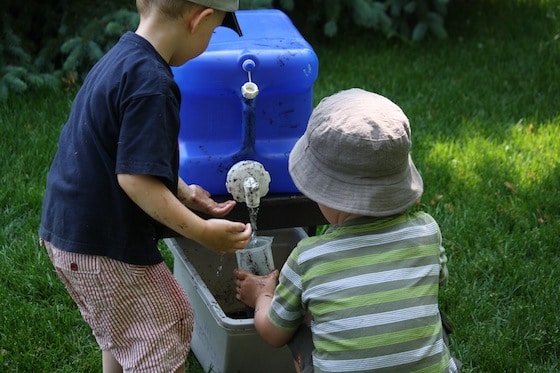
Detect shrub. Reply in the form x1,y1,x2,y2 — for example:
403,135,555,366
251,0,449,41
0,0,135,98
0,0,449,99
59,9,139,85
0,13,60,99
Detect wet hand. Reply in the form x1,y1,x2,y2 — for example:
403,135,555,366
183,184,236,217
234,268,279,308
199,219,252,254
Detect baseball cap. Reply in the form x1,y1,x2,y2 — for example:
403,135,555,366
190,0,242,36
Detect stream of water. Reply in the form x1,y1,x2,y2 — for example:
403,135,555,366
247,206,259,248
216,206,259,278
216,254,225,278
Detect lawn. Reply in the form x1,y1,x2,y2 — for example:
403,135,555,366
1,0,559,371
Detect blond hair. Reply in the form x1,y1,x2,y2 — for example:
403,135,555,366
136,0,197,19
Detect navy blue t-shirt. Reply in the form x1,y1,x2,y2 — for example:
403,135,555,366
40,32,180,265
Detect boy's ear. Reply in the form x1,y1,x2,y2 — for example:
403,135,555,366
185,6,214,33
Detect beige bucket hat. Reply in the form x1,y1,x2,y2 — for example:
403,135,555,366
288,88,424,217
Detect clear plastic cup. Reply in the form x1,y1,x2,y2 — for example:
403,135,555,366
236,236,275,275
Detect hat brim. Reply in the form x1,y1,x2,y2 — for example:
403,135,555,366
221,12,242,36
288,135,424,217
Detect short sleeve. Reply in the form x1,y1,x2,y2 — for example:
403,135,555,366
268,249,307,330
116,93,179,189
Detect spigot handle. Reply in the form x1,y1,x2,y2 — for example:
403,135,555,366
243,177,260,208
226,161,271,207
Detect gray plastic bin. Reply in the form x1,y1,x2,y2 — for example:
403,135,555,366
165,228,308,373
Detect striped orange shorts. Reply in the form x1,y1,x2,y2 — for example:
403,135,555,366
43,241,193,372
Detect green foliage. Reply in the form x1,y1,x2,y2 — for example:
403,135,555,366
240,0,274,8
1,0,450,99
274,0,449,42
59,9,139,82
0,1,136,98
0,15,60,100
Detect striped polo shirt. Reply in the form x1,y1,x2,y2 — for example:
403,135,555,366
269,211,456,372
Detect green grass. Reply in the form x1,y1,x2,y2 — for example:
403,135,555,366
1,0,559,371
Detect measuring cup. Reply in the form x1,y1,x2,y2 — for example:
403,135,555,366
236,236,275,275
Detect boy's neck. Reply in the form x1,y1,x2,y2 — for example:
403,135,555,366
318,203,363,225
135,18,181,64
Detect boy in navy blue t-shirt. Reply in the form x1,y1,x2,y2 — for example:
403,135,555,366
39,0,251,371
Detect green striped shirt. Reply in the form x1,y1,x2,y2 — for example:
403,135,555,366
269,211,456,372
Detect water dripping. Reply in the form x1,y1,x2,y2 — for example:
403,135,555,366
216,254,225,278
248,206,259,248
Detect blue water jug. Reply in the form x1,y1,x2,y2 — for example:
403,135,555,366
172,9,319,195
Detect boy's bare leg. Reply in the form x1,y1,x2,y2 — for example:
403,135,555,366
102,350,123,373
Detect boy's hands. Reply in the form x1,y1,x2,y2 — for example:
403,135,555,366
117,174,251,254
234,268,279,308
178,180,251,253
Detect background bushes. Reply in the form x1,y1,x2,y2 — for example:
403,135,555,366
0,0,136,98
0,0,450,99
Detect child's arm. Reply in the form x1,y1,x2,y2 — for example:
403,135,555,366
117,173,251,253
234,269,296,347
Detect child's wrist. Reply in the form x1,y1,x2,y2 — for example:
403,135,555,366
254,293,274,314
257,293,274,302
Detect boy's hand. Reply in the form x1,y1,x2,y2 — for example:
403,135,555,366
178,181,236,217
234,268,294,348
198,220,252,254
234,268,279,308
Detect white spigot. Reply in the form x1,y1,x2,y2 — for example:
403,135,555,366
241,81,259,99
243,176,260,208
226,160,270,208
241,59,259,99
